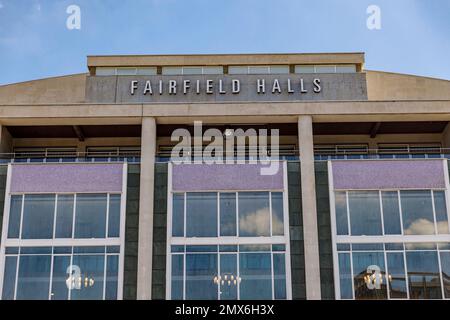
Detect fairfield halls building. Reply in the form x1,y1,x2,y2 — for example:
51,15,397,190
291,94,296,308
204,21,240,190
0,52,450,301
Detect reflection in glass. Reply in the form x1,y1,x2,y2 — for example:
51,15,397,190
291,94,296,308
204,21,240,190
171,254,184,300
16,255,52,300
352,252,387,300
105,255,119,300
22,194,55,239
71,255,105,300
381,191,402,235
55,195,74,239
172,194,184,237
386,252,408,299
271,193,284,236
51,255,70,300
2,256,17,300
335,192,348,235
338,253,353,299
7,195,22,239
239,192,270,237
108,195,121,238
401,191,435,235
186,254,217,300
434,191,449,234
348,191,382,236
439,252,450,298
406,251,442,299
239,253,272,299
273,253,287,299
186,193,217,237
219,254,238,300
75,194,107,239
220,193,236,236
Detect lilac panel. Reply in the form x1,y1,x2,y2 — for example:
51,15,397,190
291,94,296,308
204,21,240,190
10,164,123,193
172,163,284,191
332,160,445,190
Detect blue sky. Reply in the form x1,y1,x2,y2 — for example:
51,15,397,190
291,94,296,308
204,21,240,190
0,0,449,85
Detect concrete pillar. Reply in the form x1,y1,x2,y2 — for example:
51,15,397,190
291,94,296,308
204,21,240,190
137,117,157,300
0,125,13,156
298,116,322,300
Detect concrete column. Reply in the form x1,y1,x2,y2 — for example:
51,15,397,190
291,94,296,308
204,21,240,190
137,117,157,300
298,116,322,300
0,125,13,156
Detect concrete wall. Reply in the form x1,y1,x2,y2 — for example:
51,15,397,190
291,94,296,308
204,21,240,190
0,74,87,104
366,70,450,101
287,162,307,300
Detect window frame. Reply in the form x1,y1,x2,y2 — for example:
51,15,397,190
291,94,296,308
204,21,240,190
165,162,292,300
328,160,450,300
0,163,128,300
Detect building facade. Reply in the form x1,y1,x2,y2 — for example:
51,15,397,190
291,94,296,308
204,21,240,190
0,53,450,300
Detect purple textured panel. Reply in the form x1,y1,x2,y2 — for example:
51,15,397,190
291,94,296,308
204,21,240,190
172,163,284,191
332,160,445,190
10,164,123,193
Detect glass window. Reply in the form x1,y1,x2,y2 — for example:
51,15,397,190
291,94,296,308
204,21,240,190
335,192,349,235
105,255,119,300
55,195,74,239
172,194,184,237
162,67,183,75
352,252,387,300
71,255,105,300
22,194,55,239
338,253,353,299
239,253,272,299
171,254,184,300
219,254,238,300
239,192,270,237
348,191,382,236
116,68,136,76
16,255,52,300
182,67,203,75
382,191,402,235
386,252,408,299
401,190,435,235
185,254,217,300
294,65,315,74
202,66,224,75
74,194,107,239
96,67,116,76
269,66,289,74
440,252,450,298
220,193,236,237
51,255,70,300
186,193,217,237
108,194,121,238
136,67,157,76
7,195,22,239
271,192,284,236
2,256,18,300
406,251,442,299
248,66,270,75
228,66,248,75
315,65,336,73
434,191,449,234
336,65,356,73
273,253,287,299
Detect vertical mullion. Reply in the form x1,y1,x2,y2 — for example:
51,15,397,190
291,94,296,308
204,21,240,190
68,252,73,300
52,195,58,239
436,246,446,300
397,191,405,235
235,192,239,237
217,192,220,238
183,193,187,238
13,195,25,300
13,253,20,300
346,192,351,236
237,248,240,300
403,249,410,300
384,250,390,300
217,253,221,300
349,250,355,300
102,251,108,300
431,191,438,235
48,253,54,300
72,194,77,239
270,251,275,300
183,253,186,300
379,191,385,235
105,194,110,239
18,194,25,240
269,192,273,237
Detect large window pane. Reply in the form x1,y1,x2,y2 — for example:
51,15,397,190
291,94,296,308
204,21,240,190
335,192,349,235
239,253,272,299
352,252,387,300
434,191,449,234
271,193,284,236
348,191,382,236
75,194,107,239
219,254,238,300
220,193,236,237
186,193,217,237
55,195,74,239
16,255,52,300
22,194,55,239
108,195,121,238
273,253,287,299
186,254,217,300
7,195,22,238
382,191,402,235
172,194,184,237
401,191,435,235
386,252,408,299
440,252,450,298
406,251,442,299
239,192,270,237
71,255,105,300
171,254,184,300
51,255,71,300
2,256,18,300
338,253,353,299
